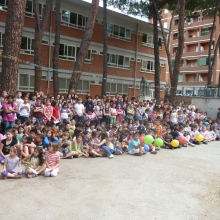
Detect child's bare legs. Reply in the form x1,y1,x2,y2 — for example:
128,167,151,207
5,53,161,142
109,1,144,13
61,152,75,159
186,135,195,147
90,150,102,157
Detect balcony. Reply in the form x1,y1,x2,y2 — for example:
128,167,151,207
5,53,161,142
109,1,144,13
181,50,211,58
180,66,208,72
172,35,214,45
173,18,213,31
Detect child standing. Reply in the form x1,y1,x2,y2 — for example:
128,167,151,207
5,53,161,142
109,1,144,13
44,142,60,177
116,104,124,123
1,146,24,179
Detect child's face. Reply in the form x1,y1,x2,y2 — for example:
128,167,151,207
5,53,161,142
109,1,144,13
23,137,27,143
6,132,13,140
14,130,18,136
9,148,16,157
33,149,39,157
36,136,42,143
71,120,76,125
48,145,54,153
166,129,171,134
133,134,139,140
47,131,52,137
77,136,82,142
58,131,63,136
30,132,36,138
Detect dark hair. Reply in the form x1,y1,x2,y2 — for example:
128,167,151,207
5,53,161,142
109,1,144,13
51,100,57,107
30,147,44,166
23,134,32,144
37,134,44,140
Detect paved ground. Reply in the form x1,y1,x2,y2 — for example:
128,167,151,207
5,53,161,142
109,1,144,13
0,142,220,220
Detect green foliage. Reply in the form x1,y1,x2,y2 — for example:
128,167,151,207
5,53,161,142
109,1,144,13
107,0,219,18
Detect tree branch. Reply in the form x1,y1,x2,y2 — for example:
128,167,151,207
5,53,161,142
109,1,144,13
40,0,52,39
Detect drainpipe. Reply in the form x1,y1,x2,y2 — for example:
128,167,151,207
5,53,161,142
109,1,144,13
134,23,138,97
47,3,53,95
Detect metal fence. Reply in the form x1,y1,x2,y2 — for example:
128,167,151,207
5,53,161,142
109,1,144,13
176,87,220,98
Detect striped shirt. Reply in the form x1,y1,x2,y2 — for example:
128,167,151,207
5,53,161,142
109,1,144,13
46,151,60,168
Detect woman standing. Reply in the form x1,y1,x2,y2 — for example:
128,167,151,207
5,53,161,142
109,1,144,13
2,95,18,134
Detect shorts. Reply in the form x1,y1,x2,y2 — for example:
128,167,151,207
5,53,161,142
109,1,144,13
71,151,77,154
128,148,140,155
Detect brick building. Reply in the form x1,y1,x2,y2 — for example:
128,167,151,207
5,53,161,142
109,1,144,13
0,0,168,99
161,9,219,95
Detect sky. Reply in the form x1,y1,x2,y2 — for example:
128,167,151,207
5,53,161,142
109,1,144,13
82,0,149,22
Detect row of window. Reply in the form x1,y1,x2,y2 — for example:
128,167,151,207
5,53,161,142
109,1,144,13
59,44,91,63
173,28,210,40
18,73,131,95
107,53,130,69
0,0,44,18
142,34,163,49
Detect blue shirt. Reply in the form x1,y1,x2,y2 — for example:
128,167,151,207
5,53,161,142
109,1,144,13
128,139,140,151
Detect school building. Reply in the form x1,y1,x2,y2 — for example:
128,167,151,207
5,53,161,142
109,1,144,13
0,0,168,99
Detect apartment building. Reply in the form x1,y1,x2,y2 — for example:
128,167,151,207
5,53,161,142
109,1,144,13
162,9,219,96
0,0,168,99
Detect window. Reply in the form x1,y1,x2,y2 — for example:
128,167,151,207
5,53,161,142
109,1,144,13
164,9,168,14
172,59,175,67
107,53,130,69
142,34,153,47
141,60,155,73
61,10,86,29
18,74,35,91
163,22,167,28
201,28,209,36
59,44,76,61
106,83,128,95
0,0,8,10
20,36,34,54
107,23,132,41
76,47,91,63
0,32,4,48
199,58,207,66
173,33,179,40
178,74,183,82
25,0,43,18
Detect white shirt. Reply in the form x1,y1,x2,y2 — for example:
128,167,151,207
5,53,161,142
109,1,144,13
19,103,30,117
74,103,84,115
16,98,24,107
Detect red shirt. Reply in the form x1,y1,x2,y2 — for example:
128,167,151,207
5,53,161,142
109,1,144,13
52,106,60,120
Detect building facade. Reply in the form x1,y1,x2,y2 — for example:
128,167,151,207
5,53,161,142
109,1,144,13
0,0,168,99
161,9,219,96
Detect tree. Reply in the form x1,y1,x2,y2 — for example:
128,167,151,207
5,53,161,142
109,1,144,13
1,0,27,95
170,0,186,103
102,0,108,96
68,0,100,93
33,0,52,93
207,0,220,86
152,8,161,103
52,0,61,97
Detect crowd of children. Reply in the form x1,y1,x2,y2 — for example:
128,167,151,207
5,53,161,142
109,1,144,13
0,90,220,179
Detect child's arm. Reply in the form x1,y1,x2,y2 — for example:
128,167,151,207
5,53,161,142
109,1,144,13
51,158,60,170
0,142,5,158
25,142,36,149
96,139,106,147
45,156,50,169
1,158,7,172
22,154,31,165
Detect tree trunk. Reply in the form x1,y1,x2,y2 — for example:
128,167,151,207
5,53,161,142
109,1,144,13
207,0,220,86
52,0,61,97
102,0,108,96
69,0,100,93
170,0,186,104
33,0,52,93
153,9,160,103
1,0,27,95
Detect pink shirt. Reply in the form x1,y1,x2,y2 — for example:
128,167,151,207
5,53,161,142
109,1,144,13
86,112,96,120
3,103,17,122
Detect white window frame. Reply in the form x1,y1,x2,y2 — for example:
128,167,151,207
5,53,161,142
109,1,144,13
59,43,76,61
61,9,87,30
0,32,4,49
106,82,128,96
0,0,8,10
107,22,132,41
107,53,130,69
142,34,154,48
18,73,35,91
25,0,43,19
141,59,155,73
20,36,34,55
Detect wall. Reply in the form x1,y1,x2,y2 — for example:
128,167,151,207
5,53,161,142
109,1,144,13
191,97,219,120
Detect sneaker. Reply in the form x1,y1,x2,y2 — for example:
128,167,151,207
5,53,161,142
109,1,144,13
114,151,122,155
202,141,208,145
108,154,114,159
102,153,108,157
150,151,157,155
134,153,142,156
